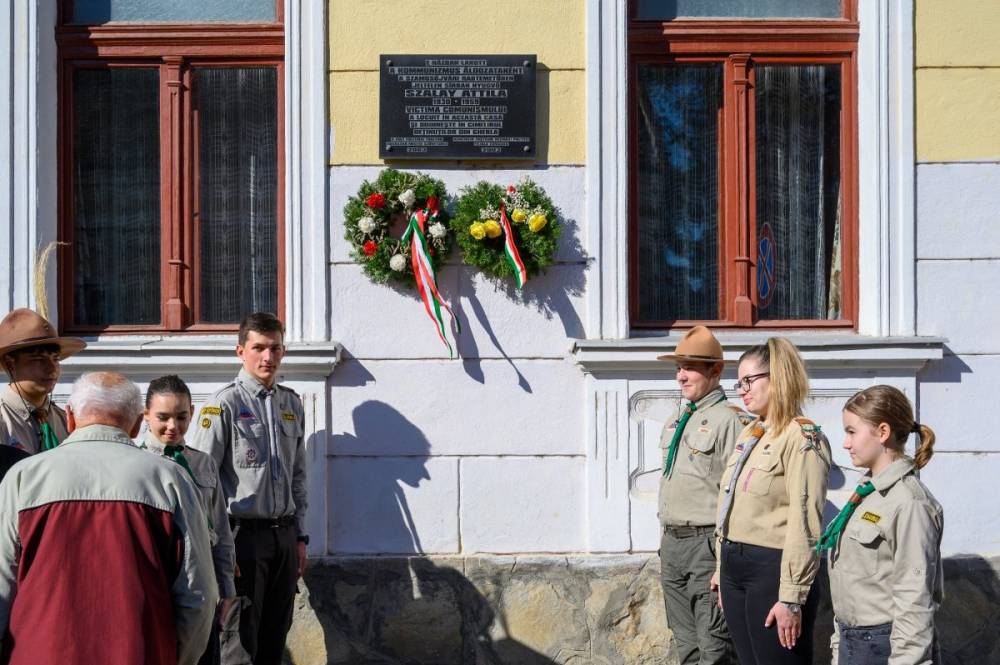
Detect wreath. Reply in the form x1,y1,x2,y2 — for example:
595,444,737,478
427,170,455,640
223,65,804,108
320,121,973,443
343,169,452,286
453,177,561,288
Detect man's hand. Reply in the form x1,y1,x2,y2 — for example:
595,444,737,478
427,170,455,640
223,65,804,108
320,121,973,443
764,601,802,649
297,541,307,578
217,597,236,628
709,572,722,609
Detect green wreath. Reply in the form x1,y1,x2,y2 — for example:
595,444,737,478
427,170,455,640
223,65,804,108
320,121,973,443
453,177,561,286
343,169,452,286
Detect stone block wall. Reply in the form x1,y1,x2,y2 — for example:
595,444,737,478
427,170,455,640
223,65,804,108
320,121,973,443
285,554,1000,665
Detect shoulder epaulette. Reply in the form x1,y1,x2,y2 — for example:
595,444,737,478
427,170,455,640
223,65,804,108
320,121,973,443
727,404,754,425
276,384,299,397
794,416,820,433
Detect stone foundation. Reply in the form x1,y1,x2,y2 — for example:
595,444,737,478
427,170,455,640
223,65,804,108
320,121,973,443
285,554,1000,664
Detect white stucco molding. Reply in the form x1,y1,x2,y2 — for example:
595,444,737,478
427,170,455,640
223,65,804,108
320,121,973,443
573,334,946,376
586,0,917,339
59,340,342,381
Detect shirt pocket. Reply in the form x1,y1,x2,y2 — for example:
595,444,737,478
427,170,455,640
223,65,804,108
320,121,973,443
743,453,783,497
280,417,303,440
845,520,884,578
234,421,266,469
679,432,716,476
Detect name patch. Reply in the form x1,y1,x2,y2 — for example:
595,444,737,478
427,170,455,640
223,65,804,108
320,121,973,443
282,412,297,422
861,512,881,524
201,406,222,416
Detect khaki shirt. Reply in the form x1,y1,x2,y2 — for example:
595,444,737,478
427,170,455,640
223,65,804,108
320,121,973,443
0,385,69,454
829,457,944,665
189,369,308,536
717,418,832,604
140,431,237,599
658,388,749,526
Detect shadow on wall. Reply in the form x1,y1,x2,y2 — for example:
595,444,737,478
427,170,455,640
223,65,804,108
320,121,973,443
308,400,557,664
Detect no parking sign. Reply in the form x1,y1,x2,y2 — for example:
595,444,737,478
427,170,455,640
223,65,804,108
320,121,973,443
757,223,776,309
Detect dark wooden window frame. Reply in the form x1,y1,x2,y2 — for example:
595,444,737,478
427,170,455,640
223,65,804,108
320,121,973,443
628,0,859,329
56,3,285,334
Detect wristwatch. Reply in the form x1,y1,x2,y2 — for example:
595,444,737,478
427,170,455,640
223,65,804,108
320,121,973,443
781,602,802,615
296,534,310,545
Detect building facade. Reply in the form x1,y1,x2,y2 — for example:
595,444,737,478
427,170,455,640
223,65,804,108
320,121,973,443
1,1,998,663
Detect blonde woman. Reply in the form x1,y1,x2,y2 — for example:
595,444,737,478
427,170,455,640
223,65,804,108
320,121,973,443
818,385,943,665
712,338,832,665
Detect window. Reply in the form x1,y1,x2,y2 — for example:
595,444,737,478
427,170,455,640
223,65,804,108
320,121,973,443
629,0,858,328
57,2,284,332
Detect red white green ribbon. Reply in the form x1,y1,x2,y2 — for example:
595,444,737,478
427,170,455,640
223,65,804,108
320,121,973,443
499,202,528,289
401,200,459,356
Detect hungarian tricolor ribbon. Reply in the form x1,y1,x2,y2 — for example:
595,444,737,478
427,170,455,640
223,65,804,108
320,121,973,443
498,201,528,289
401,197,460,357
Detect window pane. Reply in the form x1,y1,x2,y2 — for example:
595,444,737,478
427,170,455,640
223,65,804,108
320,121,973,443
72,0,275,24
636,0,841,19
73,68,161,326
755,64,842,321
636,64,722,322
196,67,279,324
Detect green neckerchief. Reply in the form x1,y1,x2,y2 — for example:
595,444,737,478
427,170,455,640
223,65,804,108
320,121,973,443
662,393,728,478
32,409,60,451
816,481,877,553
162,445,197,484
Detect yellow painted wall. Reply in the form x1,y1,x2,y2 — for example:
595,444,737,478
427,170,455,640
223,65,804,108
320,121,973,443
916,0,1000,161
328,0,586,165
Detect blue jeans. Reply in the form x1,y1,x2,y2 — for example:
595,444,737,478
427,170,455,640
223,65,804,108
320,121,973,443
838,622,892,665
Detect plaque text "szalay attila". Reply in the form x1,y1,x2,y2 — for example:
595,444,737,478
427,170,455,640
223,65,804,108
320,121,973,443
379,54,537,160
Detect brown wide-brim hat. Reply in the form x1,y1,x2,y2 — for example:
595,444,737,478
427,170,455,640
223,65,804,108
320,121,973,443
656,325,728,364
0,308,87,365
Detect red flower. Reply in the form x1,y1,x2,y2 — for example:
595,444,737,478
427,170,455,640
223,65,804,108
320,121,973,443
426,195,439,212
366,193,386,209
507,185,516,194
362,240,378,256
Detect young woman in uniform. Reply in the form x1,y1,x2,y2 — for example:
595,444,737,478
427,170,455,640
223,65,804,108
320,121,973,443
712,337,832,665
818,385,943,664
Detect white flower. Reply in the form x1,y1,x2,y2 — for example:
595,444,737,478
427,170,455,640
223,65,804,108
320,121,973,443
398,189,416,208
358,216,376,234
389,254,408,271
429,222,447,239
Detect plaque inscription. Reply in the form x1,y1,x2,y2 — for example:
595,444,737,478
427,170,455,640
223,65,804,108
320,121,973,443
379,54,537,160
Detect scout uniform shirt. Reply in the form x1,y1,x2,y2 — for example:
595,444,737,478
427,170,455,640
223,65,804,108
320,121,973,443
189,368,308,537
658,387,750,527
829,457,944,665
716,417,832,604
0,385,68,453
140,431,237,599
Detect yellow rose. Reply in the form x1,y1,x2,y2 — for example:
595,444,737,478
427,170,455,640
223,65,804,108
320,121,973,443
528,213,548,233
511,208,527,224
469,221,486,240
484,220,502,239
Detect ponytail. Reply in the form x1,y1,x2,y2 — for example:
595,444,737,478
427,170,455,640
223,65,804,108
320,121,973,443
914,423,936,469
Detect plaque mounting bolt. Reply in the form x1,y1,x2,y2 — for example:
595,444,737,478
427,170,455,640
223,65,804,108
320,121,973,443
523,60,531,67
523,145,530,152
386,59,393,67
385,145,393,152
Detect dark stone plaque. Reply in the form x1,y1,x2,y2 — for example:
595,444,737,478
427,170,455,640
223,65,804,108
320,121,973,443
379,54,537,160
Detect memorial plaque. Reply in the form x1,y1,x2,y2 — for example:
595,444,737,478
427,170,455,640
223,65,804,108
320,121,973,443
379,54,537,160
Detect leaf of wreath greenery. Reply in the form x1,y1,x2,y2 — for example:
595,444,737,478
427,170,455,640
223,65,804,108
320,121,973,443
343,168,453,287
453,178,561,282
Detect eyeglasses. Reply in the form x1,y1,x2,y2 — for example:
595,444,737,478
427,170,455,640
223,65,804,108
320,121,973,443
733,372,769,392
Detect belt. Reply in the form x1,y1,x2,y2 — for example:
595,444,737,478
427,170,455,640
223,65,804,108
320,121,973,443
231,516,296,530
663,524,715,538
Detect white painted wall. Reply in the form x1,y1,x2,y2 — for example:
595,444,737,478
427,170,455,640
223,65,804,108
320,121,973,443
916,162,1000,555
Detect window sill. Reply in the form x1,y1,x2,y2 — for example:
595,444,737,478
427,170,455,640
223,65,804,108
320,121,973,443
60,337,342,380
572,333,946,375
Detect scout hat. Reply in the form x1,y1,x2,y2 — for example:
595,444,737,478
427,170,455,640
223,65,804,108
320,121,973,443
0,308,86,366
656,325,726,363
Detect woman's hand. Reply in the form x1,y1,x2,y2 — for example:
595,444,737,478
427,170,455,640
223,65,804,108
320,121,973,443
709,572,722,609
764,601,801,649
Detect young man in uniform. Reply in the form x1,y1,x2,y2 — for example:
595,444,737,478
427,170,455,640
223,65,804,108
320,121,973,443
656,326,749,665
0,308,86,452
190,312,308,665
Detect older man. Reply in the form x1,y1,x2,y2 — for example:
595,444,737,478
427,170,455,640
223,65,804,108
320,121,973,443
0,308,85,452
0,372,217,665
657,326,750,665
